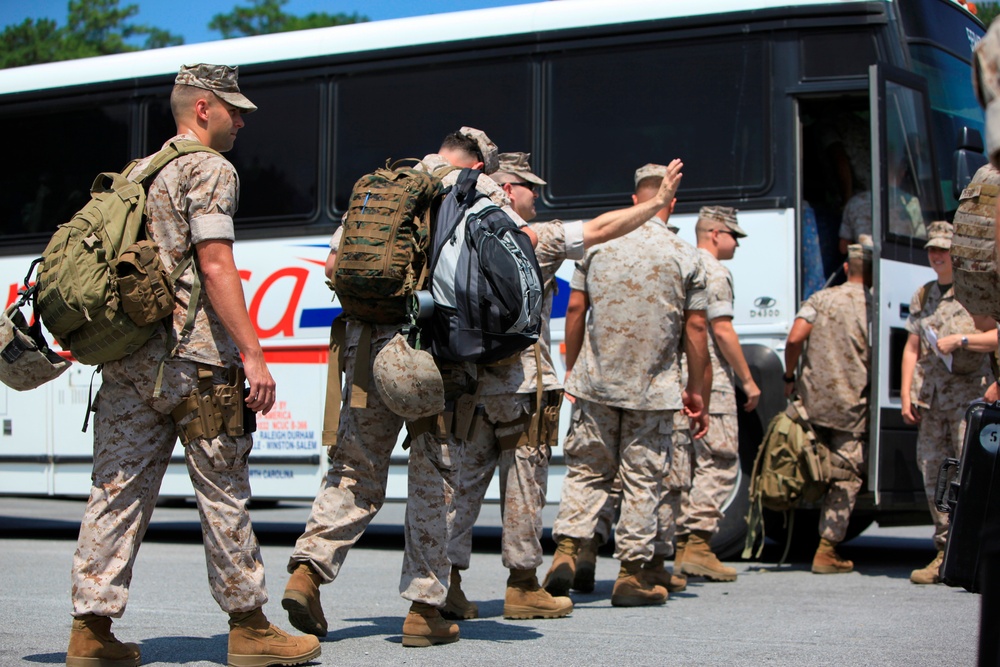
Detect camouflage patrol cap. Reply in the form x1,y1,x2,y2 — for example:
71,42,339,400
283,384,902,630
847,241,872,262
492,152,547,185
175,63,257,113
459,126,499,175
373,334,445,421
924,220,953,250
698,205,747,238
0,303,71,392
634,163,668,187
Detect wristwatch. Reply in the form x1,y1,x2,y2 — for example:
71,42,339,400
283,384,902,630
783,373,795,383
961,335,969,349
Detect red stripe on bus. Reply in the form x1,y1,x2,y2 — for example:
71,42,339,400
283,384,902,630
262,346,329,364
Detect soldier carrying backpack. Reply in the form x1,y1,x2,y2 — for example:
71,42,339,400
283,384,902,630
756,239,873,573
62,63,320,667
283,127,538,649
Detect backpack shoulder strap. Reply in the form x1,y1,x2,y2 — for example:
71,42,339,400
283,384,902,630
917,280,936,311
130,140,223,184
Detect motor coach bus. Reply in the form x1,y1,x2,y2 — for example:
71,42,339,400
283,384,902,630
0,0,987,554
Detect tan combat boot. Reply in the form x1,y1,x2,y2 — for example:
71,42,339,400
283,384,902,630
228,607,321,667
542,536,581,597
681,531,737,582
642,554,687,593
812,538,854,574
441,566,479,620
66,614,141,667
401,602,460,647
504,568,574,619
910,550,945,585
672,534,689,592
572,538,599,593
281,562,328,637
611,560,668,607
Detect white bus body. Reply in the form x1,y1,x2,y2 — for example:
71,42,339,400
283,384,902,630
0,0,985,551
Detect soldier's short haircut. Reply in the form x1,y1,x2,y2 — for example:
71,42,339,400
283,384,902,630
170,84,213,121
440,131,484,164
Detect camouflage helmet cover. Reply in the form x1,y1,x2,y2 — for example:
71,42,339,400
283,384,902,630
373,333,445,421
0,303,71,391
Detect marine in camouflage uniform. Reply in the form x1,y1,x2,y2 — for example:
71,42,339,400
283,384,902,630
68,64,320,667
283,128,516,647
901,221,993,584
545,163,709,607
675,207,759,583
784,241,872,574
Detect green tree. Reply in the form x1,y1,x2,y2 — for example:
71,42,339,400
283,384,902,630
209,0,367,39
0,0,183,69
978,3,1000,27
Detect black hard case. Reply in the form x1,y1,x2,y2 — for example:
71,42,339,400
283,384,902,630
940,401,1000,593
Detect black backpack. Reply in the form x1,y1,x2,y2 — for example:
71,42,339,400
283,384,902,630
426,168,543,364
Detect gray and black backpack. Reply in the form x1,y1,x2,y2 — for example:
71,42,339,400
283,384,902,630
427,168,542,364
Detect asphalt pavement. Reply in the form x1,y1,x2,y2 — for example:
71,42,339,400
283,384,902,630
0,496,980,666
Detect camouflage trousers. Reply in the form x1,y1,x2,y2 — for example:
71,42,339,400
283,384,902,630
288,323,458,606
72,333,266,617
448,393,550,571
680,413,739,535
552,398,673,563
595,415,692,558
917,402,970,551
814,427,865,544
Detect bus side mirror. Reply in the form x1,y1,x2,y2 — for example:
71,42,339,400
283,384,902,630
953,126,988,200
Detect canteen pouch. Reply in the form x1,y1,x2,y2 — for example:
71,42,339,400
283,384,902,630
116,240,175,326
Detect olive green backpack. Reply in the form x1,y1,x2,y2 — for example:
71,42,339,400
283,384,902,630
32,140,220,366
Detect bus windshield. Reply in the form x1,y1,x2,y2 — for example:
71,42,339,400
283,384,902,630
899,0,986,214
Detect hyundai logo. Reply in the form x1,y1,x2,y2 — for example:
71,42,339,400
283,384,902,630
754,296,777,309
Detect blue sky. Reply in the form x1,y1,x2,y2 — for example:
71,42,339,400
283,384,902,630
0,1,541,44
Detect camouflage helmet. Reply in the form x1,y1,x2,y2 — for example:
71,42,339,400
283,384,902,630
0,303,71,391
373,333,445,421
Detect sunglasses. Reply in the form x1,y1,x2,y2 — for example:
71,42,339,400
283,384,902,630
507,181,537,192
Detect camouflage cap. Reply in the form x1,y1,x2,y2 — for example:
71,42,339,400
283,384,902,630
924,220,954,250
175,63,257,113
634,163,668,187
847,236,873,262
459,126,499,175
698,205,747,238
492,152,547,185
373,334,445,421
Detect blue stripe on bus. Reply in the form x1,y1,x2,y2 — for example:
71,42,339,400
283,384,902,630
551,277,570,319
300,307,341,328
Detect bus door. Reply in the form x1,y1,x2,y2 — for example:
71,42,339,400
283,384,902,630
868,64,941,510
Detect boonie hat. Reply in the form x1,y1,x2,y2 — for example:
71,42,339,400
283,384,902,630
924,220,954,250
634,163,668,187
459,126,499,175
373,334,445,421
699,205,747,238
0,302,71,392
175,63,257,113
493,152,547,185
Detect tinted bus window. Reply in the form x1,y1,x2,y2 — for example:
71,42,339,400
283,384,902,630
0,102,130,239
333,61,533,211
545,39,768,204
147,81,322,223
802,31,877,79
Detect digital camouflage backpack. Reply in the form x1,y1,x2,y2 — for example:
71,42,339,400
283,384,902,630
33,139,219,366
333,161,443,324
